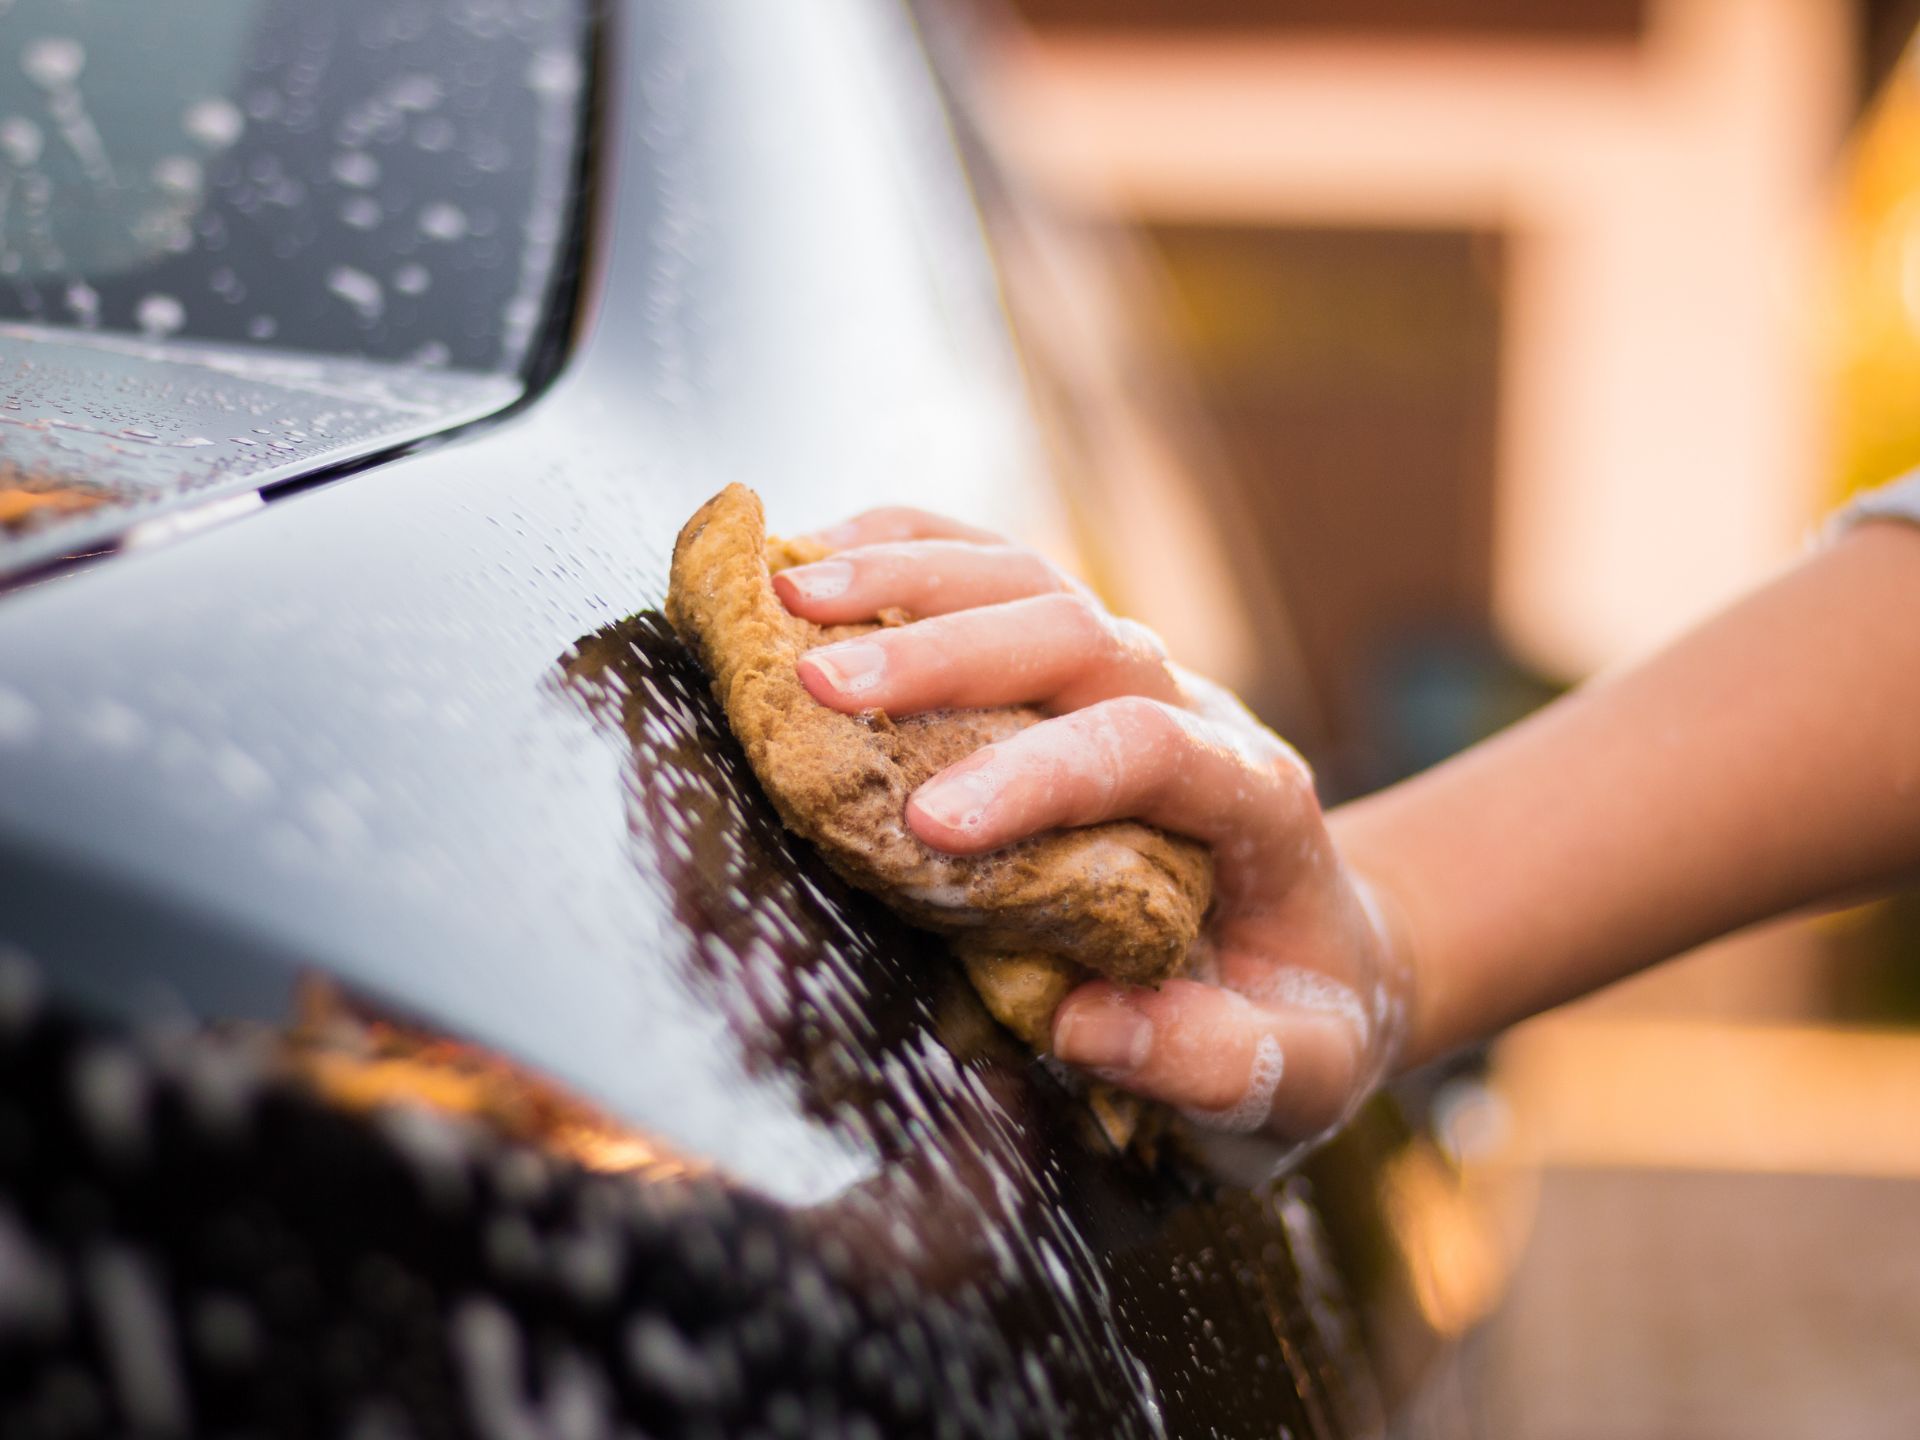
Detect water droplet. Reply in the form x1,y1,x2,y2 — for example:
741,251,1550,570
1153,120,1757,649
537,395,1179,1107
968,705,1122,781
325,265,383,321
0,116,44,167
21,37,85,90
135,294,185,339
151,155,202,195
64,280,99,327
210,744,273,803
330,150,379,188
387,73,444,112
417,201,468,242
79,698,146,750
0,686,39,746
182,96,244,149
527,49,582,99
412,115,455,152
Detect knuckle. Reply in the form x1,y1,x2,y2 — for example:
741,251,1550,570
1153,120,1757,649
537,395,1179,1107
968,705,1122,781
857,506,933,539
1176,665,1247,722
1263,741,1316,805
1065,588,1108,632
1037,590,1109,649
1009,545,1074,593
1109,615,1170,666
1213,716,1311,799
1052,593,1158,672
902,507,948,532
1100,695,1186,752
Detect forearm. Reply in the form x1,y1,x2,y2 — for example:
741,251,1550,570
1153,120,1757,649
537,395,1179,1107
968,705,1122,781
1332,521,1920,1069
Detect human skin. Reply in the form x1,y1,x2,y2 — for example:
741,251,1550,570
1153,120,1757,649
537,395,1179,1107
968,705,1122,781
772,509,1920,1145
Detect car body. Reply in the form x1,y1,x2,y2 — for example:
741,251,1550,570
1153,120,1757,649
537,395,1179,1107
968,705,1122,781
0,2,1469,1435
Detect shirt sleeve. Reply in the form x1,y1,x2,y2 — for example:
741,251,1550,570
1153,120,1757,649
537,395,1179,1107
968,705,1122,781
1841,473,1920,529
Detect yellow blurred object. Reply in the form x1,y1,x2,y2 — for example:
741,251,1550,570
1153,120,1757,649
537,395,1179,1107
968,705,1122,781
0,466,107,533
282,976,711,1184
1831,39,1920,502
1382,1146,1502,1338
1499,1014,1920,1178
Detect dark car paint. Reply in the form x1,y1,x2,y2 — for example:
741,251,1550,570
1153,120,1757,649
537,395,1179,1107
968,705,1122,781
0,2,1428,1434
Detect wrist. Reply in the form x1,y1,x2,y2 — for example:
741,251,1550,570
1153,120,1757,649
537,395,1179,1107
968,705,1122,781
1326,812,1431,1076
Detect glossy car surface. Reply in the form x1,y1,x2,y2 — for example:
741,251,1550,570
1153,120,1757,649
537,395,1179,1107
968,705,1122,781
0,3,1449,1435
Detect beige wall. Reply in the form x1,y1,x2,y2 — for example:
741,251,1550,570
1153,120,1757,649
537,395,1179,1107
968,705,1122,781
989,0,1854,678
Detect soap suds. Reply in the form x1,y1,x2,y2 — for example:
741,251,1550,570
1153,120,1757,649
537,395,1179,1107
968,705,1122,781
1181,1033,1283,1135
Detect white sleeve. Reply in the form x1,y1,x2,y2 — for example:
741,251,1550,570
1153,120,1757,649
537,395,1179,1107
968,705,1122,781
1841,473,1920,529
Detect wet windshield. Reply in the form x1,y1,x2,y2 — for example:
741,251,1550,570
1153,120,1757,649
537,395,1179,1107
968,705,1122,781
0,0,591,567
0,0,588,373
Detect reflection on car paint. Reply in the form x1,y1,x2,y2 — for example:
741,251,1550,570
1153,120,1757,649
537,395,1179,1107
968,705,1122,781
0,955,1090,1436
1,935,1397,1436
281,975,713,1186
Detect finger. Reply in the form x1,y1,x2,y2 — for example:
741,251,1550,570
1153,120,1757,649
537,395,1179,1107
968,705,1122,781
772,541,1074,625
905,697,1313,879
797,506,1005,552
796,592,1180,718
1049,978,1364,1140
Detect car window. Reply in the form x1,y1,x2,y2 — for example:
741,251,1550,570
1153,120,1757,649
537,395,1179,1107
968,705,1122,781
0,0,593,572
1,0,590,375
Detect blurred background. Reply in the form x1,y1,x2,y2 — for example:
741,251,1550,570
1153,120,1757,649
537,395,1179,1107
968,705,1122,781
935,0,1920,1435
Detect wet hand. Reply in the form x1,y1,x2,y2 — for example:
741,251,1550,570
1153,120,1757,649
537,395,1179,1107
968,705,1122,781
775,506,1413,1160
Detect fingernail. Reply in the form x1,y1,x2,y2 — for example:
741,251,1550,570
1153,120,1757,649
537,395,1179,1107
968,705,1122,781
803,640,885,695
1053,1005,1153,1075
781,559,853,602
912,767,1000,832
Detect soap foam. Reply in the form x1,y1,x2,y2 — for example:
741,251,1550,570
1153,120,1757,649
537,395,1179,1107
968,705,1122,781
1181,1033,1283,1135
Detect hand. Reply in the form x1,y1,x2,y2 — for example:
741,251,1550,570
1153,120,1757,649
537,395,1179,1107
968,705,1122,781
774,505,1413,1159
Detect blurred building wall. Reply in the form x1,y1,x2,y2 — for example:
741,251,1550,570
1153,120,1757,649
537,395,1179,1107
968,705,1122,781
990,0,1853,679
